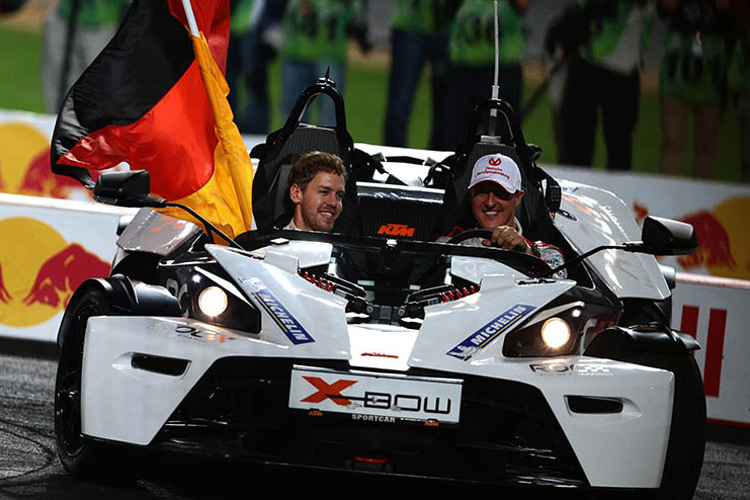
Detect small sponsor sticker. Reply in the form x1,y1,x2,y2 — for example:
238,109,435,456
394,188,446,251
246,278,314,344
447,304,536,361
529,362,613,376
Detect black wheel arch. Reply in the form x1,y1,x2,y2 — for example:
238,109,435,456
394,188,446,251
584,323,701,358
57,275,181,349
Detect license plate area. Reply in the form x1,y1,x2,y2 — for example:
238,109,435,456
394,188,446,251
289,365,463,424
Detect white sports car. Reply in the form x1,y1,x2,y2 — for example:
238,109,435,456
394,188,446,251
54,78,705,499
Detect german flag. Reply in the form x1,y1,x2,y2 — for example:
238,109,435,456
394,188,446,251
50,0,253,237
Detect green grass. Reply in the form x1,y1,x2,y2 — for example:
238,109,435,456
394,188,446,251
1,23,741,182
0,26,44,112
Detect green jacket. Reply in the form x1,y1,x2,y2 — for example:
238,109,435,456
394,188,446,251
582,0,654,62
390,0,457,34
57,0,130,28
449,0,526,66
659,29,730,103
282,0,360,62
658,0,732,103
230,0,256,34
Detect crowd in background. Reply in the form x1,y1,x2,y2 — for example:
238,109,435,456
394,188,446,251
29,0,750,184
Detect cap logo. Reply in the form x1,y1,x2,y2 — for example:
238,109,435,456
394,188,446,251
478,166,510,180
488,157,502,166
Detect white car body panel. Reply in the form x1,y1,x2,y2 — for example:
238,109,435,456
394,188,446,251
553,180,671,300
80,239,674,488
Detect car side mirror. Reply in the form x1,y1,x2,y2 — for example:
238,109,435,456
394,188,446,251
638,215,697,256
93,170,166,207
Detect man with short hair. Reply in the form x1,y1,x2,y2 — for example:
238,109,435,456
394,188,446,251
443,153,565,270
284,151,346,232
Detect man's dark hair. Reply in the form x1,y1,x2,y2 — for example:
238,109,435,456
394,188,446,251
287,151,346,192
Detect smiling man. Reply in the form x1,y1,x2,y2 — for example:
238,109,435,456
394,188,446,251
442,153,565,271
466,152,528,251
284,151,346,232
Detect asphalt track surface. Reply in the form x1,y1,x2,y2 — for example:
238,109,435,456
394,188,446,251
1,340,748,500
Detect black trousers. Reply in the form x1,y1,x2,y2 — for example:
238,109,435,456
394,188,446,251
560,56,640,170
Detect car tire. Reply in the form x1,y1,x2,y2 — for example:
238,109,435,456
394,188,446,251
585,332,706,500
54,287,133,481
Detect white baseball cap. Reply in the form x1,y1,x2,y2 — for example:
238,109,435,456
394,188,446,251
468,153,523,194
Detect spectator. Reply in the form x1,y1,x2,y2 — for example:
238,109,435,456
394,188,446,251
226,0,286,135
546,0,654,170
382,0,459,148
433,0,531,152
279,0,368,127
658,0,732,179
41,0,130,114
284,151,346,231
727,0,749,183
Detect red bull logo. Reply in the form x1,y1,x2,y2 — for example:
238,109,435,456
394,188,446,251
0,122,90,199
0,217,110,327
678,211,736,270
633,197,750,280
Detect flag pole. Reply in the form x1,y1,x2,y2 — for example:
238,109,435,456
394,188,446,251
180,0,255,234
180,0,200,36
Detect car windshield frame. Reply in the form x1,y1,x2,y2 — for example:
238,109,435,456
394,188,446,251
234,229,554,279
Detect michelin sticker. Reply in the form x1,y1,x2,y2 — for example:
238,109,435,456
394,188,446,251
246,278,314,344
447,304,536,361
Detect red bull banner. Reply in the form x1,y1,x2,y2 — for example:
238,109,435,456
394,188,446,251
0,192,134,342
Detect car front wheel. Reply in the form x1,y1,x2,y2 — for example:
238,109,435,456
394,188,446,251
54,287,130,480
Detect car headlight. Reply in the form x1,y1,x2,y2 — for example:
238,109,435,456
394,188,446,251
188,268,260,333
198,286,229,317
540,317,572,348
503,302,584,357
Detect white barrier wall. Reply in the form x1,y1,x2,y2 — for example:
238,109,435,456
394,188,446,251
1,109,749,426
671,275,750,427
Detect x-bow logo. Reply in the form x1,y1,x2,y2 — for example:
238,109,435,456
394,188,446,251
300,376,357,406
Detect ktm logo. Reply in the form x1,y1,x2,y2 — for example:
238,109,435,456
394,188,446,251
488,157,502,166
378,223,415,237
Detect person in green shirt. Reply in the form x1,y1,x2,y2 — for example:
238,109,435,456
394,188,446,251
546,0,654,171
226,0,286,135
382,0,460,148
41,0,130,113
658,0,732,179
432,0,530,151
279,0,367,126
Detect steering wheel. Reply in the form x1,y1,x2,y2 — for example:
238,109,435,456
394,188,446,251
445,228,494,245
446,228,531,255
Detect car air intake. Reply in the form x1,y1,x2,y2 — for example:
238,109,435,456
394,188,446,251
566,396,624,414
131,354,190,376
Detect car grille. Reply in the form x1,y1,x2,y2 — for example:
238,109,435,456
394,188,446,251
155,357,587,487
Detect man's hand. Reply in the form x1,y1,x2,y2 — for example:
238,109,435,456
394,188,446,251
482,226,533,255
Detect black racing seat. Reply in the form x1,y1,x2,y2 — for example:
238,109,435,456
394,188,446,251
249,75,381,233
429,98,564,248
